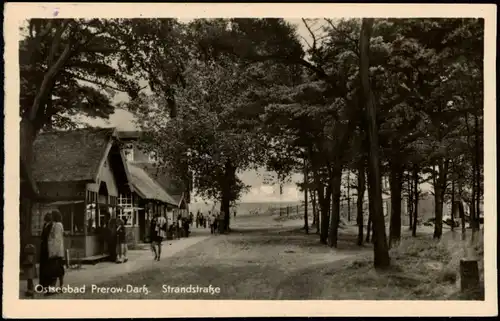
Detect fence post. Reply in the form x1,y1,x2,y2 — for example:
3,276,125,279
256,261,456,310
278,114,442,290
460,258,480,294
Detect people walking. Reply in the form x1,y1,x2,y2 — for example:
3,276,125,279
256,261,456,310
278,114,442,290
211,212,219,235
217,212,224,234
183,217,190,237
47,211,65,293
150,214,165,261
38,213,53,293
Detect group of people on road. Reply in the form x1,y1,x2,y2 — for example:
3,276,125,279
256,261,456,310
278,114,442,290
195,209,237,235
147,208,239,260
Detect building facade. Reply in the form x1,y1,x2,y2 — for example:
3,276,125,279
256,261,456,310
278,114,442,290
28,127,131,260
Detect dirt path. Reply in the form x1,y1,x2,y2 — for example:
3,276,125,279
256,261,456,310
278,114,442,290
47,221,370,299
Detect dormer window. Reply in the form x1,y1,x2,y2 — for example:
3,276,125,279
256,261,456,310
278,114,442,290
149,151,157,163
123,143,134,162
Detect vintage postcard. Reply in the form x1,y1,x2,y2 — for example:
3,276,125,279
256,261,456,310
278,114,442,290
3,2,497,318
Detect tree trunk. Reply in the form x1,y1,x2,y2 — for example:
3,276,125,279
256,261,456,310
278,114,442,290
412,165,419,237
357,161,366,246
474,110,481,231
315,191,320,235
317,183,332,244
433,159,449,239
220,161,236,233
451,169,455,231
389,159,403,247
459,201,466,240
458,179,466,238
19,118,40,259
304,158,309,234
408,171,413,230
328,166,342,247
470,184,476,230
347,171,351,222
29,42,73,121
366,172,373,243
311,189,317,226
360,18,390,268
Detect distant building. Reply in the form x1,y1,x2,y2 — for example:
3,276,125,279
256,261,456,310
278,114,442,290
117,130,191,224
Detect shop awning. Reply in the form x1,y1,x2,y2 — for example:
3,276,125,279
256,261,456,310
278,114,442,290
127,164,178,207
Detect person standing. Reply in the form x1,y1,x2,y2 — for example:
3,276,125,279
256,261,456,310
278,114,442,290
155,214,167,261
121,216,129,262
177,215,182,238
116,218,128,263
107,218,117,262
47,211,65,292
149,214,159,260
209,212,214,234
23,244,36,298
38,212,53,293
212,212,219,235
217,212,224,234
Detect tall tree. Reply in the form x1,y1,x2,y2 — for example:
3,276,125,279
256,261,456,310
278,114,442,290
359,18,390,268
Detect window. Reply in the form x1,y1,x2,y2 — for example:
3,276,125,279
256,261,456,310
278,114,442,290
73,202,85,234
98,204,112,228
60,204,72,232
31,204,52,235
86,203,96,233
123,144,134,162
32,202,83,235
148,151,157,163
118,194,136,227
120,208,134,226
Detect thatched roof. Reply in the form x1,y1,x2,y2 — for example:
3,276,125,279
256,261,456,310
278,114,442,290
134,163,188,202
31,127,116,182
127,163,178,206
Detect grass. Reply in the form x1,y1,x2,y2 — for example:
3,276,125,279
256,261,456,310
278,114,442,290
276,232,484,300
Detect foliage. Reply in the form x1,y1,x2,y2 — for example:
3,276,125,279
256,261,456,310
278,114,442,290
20,18,140,131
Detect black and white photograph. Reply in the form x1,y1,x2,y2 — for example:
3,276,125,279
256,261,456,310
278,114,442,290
3,2,497,318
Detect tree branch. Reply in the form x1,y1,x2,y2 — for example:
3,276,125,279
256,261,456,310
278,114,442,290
324,18,360,57
28,42,73,121
302,18,317,51
62,71,131,92
47,20,71,67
